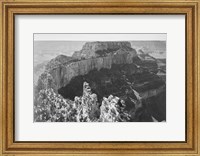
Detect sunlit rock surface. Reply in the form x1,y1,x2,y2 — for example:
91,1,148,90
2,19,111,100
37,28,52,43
72,41,134,59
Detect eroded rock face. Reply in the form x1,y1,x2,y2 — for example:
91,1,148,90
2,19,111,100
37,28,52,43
46,51,138,90
45,55,74,70
36,42,161,94
35,41,166,122
72,41,134,59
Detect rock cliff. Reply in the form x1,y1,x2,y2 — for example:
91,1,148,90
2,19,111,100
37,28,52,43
44,44,138,90
72,41,135,59
34,41,166,122
45,54,74,70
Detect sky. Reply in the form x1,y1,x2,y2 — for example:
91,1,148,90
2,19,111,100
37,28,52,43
34,33,166,41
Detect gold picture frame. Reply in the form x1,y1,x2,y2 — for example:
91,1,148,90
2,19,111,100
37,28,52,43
0,0,199,155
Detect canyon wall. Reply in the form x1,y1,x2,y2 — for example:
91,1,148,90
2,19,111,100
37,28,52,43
48,51,137,90
37,41,162,101
72,41,133,59
140,85,165,99
34,41,166,122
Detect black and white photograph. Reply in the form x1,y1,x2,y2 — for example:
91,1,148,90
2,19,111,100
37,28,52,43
33,34,166,122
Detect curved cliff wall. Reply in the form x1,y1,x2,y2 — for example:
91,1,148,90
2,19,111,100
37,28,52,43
48,52,137,89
